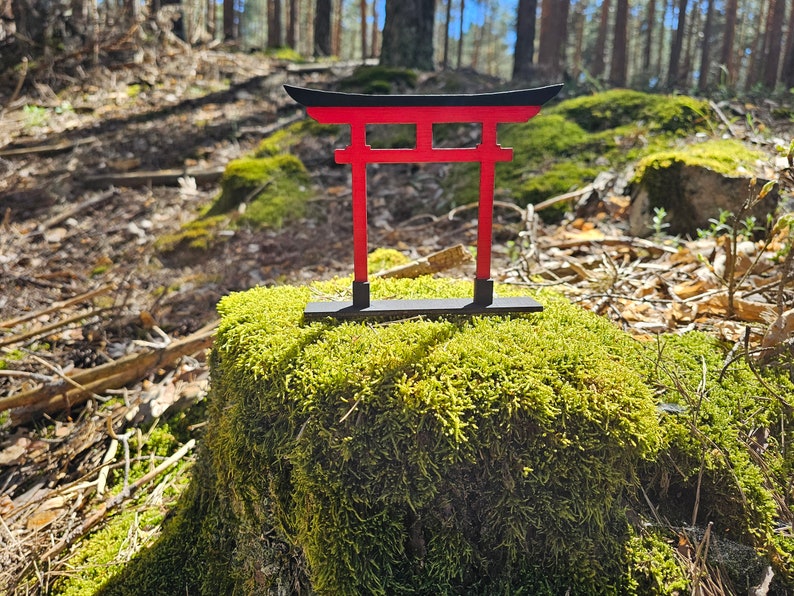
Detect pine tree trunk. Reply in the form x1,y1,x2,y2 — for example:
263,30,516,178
380,0,435,70
268,0,282,48
782,0,794,86
286,0,297,47
667,0,688,89
315,0,331,55
332,0,343,55
457,0,465,68
721,0,738,86
223,0,235,40
442,0,452,69
591,0,610,79
609,0,628,86
512,0,537,80
763,0,785,88
359,0,367,60
371,0,378,58
537,0,568,79
697,0,714,92
643,0,655,72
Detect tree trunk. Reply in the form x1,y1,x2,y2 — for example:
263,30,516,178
268,0,282,48
332,0,343,55
745,2,768,90
380,0,435,70
223,0,235,40
697,0,714,92
286,0,297,47
359,0,367,60
782,0,794,86
763,0,785,88
370,0,378,58
512,0,537,80
666,0,687,89
536,0,568,80
720,0,738,86
591,0,610,79
315,0,331,55
643,0,655,72
609,0,628,86
681,0,698,88
442,0,452,69
570,0,585,81
456,0,465,68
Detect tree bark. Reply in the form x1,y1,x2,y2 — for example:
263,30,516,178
666,0,688,89
380,0,435,70
359,0,367,60
697,0,714,92
609,0,628,86
223,0,235,40
442,0,452,69
512,0,537,80
315,0,331,55
782,0,794,86
333,0,343,55
268,0,283,48
370,0,378,58
591,0,610,79
643,0,655,72
763,0,785,88
287,0,297,47
536,0,568,80
720,0,738,86
457,0,464,68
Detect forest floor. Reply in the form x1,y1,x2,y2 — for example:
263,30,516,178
1,42,793,593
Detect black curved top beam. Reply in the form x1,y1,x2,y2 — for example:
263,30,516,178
283,83,563,108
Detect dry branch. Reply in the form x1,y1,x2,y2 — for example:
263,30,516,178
82,166,226,189
376,244,472,279
0,322,217,423
0,283,115,329
0,136,98,158
0,307,111,348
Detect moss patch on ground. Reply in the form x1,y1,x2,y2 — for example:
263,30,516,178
97,278,793,595
632,139,766,182
445,89,712,214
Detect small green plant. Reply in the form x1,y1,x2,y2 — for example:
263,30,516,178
22,104,48,130
650,206,671,239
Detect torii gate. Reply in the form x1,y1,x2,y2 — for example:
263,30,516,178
284,83,562,320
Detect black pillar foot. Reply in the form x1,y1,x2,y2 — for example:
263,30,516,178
353,281,370,309
474,278,494,306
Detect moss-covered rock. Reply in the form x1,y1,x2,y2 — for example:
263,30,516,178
97,278,794,595
338,65,418,94
445,89,713,214
208,153,312,227
629,139,775,236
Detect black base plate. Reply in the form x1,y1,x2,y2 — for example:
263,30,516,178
304,297,543,320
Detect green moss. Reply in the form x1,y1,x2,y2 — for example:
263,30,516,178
154,215,227,254
97,279,794,594
207,153,312,228
633,139,765,182
338,65,418,93
518,161,600,206
367,247,411,273
551,89,711,133
445,90,712,212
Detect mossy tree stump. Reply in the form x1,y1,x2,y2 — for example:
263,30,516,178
100,278,794,595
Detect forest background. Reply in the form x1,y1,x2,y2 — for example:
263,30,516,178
4,0,794,97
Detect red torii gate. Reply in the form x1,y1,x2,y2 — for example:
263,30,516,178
284,83,562,319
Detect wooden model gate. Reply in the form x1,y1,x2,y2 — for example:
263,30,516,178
284,83,562,319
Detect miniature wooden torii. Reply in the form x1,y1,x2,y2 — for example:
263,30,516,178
284,83,562,319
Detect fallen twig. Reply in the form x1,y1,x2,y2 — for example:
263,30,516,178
0,283,115,329
0,321,217,423
376,244,472,279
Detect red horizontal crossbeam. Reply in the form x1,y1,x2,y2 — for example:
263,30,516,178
306,105,541,125
335,146,513,164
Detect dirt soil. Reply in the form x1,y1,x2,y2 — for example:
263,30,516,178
1,45,793,593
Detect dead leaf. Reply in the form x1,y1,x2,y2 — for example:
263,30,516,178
26,509,60,530
671,279,714,300
761,308,794,350
698,294,775,323
0,436,30,466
